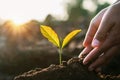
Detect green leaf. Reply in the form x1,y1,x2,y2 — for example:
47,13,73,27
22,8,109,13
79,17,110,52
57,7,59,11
40,25,60,47
62,29,81,48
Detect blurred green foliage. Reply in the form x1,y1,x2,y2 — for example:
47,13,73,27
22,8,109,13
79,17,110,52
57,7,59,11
43,0,110,30
66,0,89,21
66,0,110,22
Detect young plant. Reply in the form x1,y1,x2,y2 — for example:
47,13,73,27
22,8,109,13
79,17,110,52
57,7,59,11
40,25,81,65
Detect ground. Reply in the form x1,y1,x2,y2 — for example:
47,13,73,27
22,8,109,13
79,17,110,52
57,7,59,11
14,57,101,80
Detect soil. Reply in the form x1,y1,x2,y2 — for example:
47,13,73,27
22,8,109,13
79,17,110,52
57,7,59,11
14,57,102,80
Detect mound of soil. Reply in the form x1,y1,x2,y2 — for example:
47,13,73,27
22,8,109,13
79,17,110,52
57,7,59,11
14,57,101,80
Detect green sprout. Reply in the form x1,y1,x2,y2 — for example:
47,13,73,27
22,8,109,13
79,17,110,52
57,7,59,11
40,25,81,65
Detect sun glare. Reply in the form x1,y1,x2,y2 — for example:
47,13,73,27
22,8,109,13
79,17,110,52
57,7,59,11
11,18,28,26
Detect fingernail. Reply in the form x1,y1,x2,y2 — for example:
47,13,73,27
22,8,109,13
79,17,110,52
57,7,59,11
88,67,94,71
92,39,100,47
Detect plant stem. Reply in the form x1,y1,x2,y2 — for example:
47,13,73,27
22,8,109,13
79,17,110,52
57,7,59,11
58,48,62,65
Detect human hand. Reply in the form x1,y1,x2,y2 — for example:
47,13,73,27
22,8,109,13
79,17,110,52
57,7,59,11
79,8,107,58
78,8,107,71
80,1,120,71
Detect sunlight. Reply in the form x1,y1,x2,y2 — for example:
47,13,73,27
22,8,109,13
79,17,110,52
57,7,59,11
4,18,31,38
12,19,25,26
10,21,22,31
8,21,27,37
10,17,28,26
0,0,67,21
0,0,115,22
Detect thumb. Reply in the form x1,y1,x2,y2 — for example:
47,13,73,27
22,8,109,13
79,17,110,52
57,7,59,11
92,14,113,47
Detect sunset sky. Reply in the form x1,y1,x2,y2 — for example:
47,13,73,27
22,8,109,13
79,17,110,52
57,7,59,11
0,0,116,24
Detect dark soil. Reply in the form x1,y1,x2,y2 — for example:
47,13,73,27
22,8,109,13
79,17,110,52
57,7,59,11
14,57,102,80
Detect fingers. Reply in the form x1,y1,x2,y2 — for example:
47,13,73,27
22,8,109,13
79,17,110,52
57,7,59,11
82,4,120,72
82,24,117,66
83,47,98,65
79,45,93,58
88,46,119,71
83,9,107,47
83,24,120,71
83,20,98,47
83,38,112,65
92,11,114,47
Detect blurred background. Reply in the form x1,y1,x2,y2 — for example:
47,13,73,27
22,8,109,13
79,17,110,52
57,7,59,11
0,0,116,80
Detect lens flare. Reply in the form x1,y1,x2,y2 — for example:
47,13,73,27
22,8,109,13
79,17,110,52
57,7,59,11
11,17,28,26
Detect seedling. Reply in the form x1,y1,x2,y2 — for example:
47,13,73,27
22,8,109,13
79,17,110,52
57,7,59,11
40,25,81,65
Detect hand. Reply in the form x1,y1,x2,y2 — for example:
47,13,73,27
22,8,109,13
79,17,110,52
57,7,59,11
79,1,120,71
79,8,107,58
